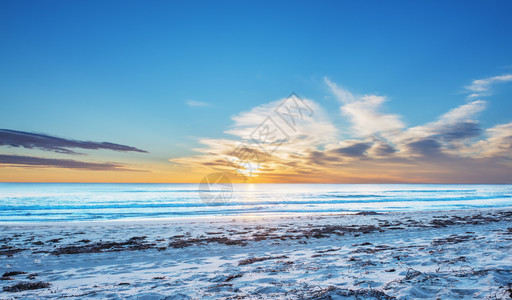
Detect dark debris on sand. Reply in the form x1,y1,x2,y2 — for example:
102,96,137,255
2,271,27,278
3,210,511,261
3,281,51,292
238,255,288,266
169,236,247,248
0,246,26,257
52,237,156,255
224,274,243,282
301,224,383,239
304,286,395,299
431,234,477,246
355,211,382,216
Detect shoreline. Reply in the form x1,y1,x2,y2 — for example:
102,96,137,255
1,207,511,298
2,206,512,227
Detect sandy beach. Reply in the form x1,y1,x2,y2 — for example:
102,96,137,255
0,208,511,299
3,0,512,299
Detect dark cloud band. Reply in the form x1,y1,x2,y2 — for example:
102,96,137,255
0,129,148,155
0,154,143,171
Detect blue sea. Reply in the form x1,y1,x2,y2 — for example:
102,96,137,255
1,183,512,223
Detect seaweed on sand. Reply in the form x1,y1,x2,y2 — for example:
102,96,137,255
3,282,51,292
306,286,395,299
238,255,288,266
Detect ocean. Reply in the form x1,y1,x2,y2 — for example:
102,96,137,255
0,183,511,223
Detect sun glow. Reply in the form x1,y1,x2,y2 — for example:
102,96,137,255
230,157,261,178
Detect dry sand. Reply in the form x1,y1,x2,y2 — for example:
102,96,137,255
1,208,512,299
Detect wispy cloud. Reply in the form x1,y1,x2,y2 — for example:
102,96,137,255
325,77,404,137
172,76,512,183
396,100,486,157
461,122,512,158
186,100,212,107
465,74,512,98
0,129,148,155
173,95,339,179
0,154,145,171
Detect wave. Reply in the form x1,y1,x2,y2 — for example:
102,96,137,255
1,194,511,211
1,183,512,222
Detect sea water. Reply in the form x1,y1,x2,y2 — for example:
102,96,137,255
0,183,511,222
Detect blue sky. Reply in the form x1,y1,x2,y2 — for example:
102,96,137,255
1,1,512,182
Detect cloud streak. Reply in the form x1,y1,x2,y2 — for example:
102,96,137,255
466,74,512,98
0,129,148,155
325,77,404,137
0,154,144,171
186,100,212,107
396,100,486,157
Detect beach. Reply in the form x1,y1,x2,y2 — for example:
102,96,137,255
1,208,512,299
3,1,512,298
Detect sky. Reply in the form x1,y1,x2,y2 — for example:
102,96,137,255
1,0,512,183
